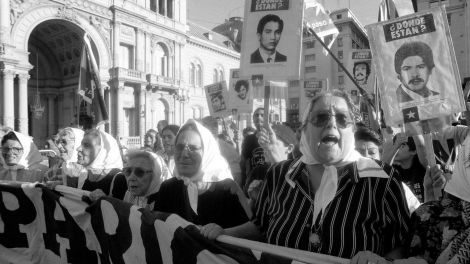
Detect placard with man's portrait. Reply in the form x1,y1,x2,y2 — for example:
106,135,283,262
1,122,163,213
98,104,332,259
345,49,375,97
228,69,254,114
239,0,303,80
366,7,464,133
204,81,230,117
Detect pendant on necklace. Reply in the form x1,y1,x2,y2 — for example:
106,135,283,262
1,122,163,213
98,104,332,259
309,232,321,247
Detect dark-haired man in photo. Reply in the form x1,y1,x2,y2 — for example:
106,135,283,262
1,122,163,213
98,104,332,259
394,41,439,103
353,61,371,86
250,14,287,64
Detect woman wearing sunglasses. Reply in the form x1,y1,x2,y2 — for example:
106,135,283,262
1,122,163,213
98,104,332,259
44,127,85,187
200,90,411,264
123,150,168,210
0,131,47,182
153,119,251,228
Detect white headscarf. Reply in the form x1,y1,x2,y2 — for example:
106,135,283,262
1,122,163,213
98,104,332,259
61,127,84,164
174,119,233,213
445,134,470,202
0,131,45,182
297,98,388,223
2,131,43,170
124,150,169,208
87,130,123,171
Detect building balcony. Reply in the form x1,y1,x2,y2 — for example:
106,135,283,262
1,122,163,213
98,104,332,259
146,74,180,91
110,67,146,83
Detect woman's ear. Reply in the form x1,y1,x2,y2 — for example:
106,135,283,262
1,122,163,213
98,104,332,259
286,144,294,154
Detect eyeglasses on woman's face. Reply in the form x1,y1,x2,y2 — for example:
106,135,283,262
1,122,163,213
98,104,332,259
309,111,354,129
123,167,153,178
174,143,203,154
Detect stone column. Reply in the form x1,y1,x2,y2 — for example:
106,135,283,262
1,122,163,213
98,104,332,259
2,70,15,128
135,29,145,72
114,83,124,137
139,85,146,138
113,22,121,67
17,73,30,134
0,0,10,43
47,95,56,136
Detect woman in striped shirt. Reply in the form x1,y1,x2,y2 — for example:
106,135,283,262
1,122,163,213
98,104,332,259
201,90,411,263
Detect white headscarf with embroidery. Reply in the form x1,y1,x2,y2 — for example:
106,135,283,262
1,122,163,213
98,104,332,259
174,119,233,213
124,150,169,209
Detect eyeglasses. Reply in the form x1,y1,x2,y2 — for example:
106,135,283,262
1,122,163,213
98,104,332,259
310,112,354,129
123,167,153,178
174,143,203,153
2,147,24,154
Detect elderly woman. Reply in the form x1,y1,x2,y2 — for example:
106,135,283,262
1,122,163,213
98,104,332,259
201,90,411,263
45,127,84,184
123,150,168,210
153,119,251,228
75,129,127,200
0,131,47,182
157,124,179,179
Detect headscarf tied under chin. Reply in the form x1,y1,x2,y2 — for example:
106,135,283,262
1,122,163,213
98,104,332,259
3,131,43,170
174,119,233,214
124,150,169,209
86,130,123,180
297,99,385,224
61,127,84,164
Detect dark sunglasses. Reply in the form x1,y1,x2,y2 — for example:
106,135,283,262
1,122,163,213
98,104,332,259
123,167,152,178
174,143,202,153
310,112,354,129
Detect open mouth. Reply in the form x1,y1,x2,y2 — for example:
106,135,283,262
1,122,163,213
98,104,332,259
321,135,339,146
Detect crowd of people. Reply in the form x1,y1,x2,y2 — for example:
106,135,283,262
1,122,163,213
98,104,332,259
2,89,470,263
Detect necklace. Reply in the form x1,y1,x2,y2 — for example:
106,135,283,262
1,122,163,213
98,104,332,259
307,173,322,249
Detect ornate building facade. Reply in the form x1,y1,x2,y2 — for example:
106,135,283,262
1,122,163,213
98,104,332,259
0,0,240,147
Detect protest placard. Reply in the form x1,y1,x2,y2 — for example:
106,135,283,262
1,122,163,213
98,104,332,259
204,81,230,117
228,69,254,114
239,0,303,80
299,79,324,114
345,49,375,98
366,7,465,134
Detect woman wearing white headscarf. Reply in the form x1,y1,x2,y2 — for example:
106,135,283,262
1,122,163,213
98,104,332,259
72,129,126,200
0,131,47,182
45,127,85,185
153,119,251,228
201,90,411,263
123,150,169,210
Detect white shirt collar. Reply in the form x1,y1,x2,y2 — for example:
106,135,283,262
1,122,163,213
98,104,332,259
259,48,276,63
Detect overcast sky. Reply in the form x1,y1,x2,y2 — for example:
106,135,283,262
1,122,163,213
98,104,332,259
187,0,382,30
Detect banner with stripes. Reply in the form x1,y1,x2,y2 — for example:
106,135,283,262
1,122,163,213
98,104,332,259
0,182,348,264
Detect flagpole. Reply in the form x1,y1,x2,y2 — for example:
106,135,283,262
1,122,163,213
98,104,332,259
306,29,375,109
217,235,349,264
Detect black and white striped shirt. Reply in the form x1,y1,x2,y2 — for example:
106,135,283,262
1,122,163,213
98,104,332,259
253,158,410,258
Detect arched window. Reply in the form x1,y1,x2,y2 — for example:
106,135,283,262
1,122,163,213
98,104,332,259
192,107,202,119
152,43,169,76
189,63,195,86
196,64,202,87
218,69,224,81
213,69,219,83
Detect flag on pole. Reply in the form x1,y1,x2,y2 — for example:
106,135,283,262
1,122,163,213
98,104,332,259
378,0,415,21
303,0,339,55
78,34,109,127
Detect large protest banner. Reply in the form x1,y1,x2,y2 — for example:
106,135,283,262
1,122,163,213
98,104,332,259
204,81,230,117
0,182,348,264
239,0,304,80
366,7,465,134
228,69,254,114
